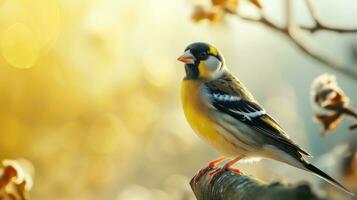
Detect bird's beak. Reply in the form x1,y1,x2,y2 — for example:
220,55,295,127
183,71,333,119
177,51,195,64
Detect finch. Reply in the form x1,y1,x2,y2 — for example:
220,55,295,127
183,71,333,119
178,42,353,195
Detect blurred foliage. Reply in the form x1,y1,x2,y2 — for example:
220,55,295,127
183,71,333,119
192,0,262,22
0,0,197,199
0,159,33,200
317,140,357,200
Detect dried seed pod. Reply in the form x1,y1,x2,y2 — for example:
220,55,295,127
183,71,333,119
311,74,357,134
311,74,349,111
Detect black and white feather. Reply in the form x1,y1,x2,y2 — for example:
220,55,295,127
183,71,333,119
203,84,311,157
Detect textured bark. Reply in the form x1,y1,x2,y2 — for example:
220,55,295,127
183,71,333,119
190,167,327,200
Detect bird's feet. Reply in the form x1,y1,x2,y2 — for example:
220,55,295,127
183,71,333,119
208,156,243,185
193,156,226,184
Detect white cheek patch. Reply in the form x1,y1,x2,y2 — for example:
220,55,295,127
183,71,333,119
205,56,222,73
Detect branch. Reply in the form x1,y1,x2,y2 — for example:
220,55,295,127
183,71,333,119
302,0,357,33
190,166,327,200
349,124,357,130
344,107,357,131
235,1,357,81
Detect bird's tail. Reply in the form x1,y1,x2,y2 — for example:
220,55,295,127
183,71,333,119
303,162,354,196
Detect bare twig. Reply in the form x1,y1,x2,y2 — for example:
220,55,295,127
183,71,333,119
302,0,357,33
234,0,357,81
350,124,357,130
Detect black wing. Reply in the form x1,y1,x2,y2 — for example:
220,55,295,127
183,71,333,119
205,85,311,156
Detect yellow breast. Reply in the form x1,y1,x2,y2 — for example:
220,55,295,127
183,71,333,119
180,80,238,156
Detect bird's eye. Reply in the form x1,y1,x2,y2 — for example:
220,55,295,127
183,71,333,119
199,52,208,60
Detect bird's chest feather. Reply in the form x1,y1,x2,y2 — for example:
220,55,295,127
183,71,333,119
180,80,238,156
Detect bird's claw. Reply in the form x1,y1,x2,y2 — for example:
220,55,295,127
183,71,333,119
193,156,226,184
193,165,214,184
208,166,242,186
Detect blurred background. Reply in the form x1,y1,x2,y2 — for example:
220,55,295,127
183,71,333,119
0,0,356,199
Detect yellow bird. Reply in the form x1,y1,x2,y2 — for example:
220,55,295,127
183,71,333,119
177,42,353,195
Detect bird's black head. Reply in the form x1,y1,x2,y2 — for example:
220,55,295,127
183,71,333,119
178,42,224,80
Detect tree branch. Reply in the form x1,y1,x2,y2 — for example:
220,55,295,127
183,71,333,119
349,124,357,130
302,0,357,33
190,166,327,200
235,0,357,81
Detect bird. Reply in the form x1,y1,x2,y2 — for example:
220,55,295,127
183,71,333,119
177,42,353,195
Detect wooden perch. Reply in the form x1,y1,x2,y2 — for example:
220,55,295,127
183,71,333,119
190,166,327,200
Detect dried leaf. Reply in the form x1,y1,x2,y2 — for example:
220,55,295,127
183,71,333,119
193,0,240,23
211,0,239,14
192,5,208,22
192,5,223,22
224,0,239,14
207,11,223,22
211,0,227,6
0,160,33,200
314,113,342,135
